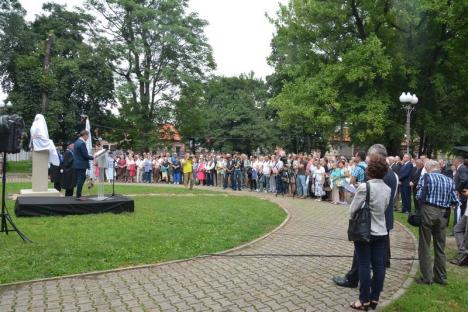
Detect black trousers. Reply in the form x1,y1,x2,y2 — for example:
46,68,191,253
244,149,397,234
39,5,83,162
65,188,74,197
75,169,87,198
346,234,391,284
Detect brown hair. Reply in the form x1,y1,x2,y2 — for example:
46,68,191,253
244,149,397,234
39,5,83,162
366,154,388,179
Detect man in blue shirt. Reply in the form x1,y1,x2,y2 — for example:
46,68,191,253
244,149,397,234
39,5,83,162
416,160,460,285
350,151,367,185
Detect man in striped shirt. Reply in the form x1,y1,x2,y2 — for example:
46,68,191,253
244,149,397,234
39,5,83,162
416,160,460,285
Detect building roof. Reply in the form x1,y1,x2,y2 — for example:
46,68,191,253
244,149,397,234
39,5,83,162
330,127,351,143
160,124,181,142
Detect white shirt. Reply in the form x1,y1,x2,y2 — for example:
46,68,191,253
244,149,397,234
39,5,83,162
262,161,271,175
309,165,317,176
314,167,325,183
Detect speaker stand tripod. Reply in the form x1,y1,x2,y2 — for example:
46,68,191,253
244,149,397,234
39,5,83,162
0,151,31,242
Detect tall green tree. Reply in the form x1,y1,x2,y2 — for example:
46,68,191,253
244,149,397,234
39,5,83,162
268,0,468,156
87,0,215,149
0,2,115,147
175,74,279,154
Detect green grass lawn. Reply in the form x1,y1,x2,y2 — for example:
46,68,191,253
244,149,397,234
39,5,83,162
6,160,32,173
2,182,218,196
0,184,285,284
383,212,468,312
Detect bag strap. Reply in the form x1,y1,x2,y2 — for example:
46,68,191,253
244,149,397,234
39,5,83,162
365,182,370,207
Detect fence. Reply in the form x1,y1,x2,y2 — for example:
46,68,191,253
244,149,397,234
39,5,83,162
6,150,32,162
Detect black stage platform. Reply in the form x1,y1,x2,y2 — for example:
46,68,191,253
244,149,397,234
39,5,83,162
15,195,134,217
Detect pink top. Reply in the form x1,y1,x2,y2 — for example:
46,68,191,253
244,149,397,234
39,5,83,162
197,162,206,180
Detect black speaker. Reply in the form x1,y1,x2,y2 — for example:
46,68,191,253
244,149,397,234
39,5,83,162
0,115,25,153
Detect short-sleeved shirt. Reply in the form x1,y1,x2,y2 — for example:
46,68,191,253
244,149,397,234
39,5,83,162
352,161,368,183
182,159,193,173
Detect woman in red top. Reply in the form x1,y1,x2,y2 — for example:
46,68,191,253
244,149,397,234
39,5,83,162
127,156,136,183
117,155,127,182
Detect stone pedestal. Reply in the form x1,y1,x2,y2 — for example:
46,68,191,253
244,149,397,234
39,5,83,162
20,150,61,197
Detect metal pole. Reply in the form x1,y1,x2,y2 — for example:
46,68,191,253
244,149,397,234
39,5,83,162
406,106,411,154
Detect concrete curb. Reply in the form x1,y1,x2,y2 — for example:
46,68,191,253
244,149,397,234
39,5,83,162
379,220,419,309
0,193,290,289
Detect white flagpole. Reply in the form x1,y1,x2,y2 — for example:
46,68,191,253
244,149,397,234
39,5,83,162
85,118,95,179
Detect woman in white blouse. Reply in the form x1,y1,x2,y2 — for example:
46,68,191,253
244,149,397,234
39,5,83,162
313,161,326,201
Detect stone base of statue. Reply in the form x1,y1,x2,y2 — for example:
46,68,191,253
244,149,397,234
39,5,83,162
20,150,61,197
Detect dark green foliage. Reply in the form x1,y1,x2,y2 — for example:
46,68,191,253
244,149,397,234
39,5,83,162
0,1,115,147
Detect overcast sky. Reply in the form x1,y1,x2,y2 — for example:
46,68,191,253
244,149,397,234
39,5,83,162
17,0,286,78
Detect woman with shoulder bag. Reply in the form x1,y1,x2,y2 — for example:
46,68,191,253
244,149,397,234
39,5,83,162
348,154,391,310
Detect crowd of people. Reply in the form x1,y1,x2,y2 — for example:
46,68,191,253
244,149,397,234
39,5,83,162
49,133,467,310
98,150,374,204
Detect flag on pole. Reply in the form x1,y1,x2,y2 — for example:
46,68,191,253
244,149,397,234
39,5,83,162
85,117,95,179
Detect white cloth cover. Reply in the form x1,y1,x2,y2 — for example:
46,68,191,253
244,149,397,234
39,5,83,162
85,118,95,179
30,114,60,166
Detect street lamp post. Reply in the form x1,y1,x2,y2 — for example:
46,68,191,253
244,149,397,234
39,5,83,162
399,92,418,154
0,100,13,115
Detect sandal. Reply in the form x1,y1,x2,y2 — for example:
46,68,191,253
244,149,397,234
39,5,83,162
369,301,378,310
350,300,370,311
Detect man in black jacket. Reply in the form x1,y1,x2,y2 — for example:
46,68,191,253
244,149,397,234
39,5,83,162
333,144,398,288
453,156,468,225
439,159,454,179
61,141,76,197
399,154,413,214
451,185,468,266
49,149,62,192
410,159,424,212
390,156,401,211
73,130,94,200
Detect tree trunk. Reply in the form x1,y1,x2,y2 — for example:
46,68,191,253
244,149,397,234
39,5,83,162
41,33,53,114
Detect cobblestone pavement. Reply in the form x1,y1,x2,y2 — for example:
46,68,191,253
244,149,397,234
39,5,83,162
0,190,416,311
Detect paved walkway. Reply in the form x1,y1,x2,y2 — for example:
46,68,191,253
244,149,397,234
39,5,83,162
0,190,416,311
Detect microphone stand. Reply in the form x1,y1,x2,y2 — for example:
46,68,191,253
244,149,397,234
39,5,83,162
1,151,31,242
112,158,116,197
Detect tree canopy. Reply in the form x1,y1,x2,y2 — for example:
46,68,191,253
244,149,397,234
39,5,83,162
268,0,468,156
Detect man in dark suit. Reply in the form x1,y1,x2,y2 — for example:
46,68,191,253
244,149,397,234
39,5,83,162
73,130,94,200
410,159,424,212
451,184,468,266
61,141,76,197
49,150,62,192
453,156,468,224
439,159,454,179
390,156,402,211
399,154,413,213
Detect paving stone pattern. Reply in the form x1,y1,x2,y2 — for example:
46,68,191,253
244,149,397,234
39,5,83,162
0,192,416,311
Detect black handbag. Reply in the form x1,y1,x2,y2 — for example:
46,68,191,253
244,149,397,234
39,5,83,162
348,182,371,242
408,174,429,227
